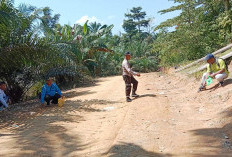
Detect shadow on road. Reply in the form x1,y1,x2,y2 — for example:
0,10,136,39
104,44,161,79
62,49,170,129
0,99,89,157
139,94,156,98
63,90,96,98
205,78,232,91
102,142,172,157
223,78,232,87
132,94,156,100
0,98,120,156
189,106,232,156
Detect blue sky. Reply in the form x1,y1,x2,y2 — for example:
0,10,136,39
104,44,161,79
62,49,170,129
14,0,180,34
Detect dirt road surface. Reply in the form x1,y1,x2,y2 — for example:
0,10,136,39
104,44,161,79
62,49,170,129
1,71,232,157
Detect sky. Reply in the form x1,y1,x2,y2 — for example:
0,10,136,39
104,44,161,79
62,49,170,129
14,0,181,34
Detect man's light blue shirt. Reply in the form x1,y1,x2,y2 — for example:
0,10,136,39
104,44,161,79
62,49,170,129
41,83,62,104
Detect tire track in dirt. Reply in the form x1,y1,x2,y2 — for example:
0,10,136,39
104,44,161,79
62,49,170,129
1,72,232,156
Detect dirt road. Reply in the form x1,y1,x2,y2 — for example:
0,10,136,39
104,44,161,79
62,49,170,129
1,72,232,157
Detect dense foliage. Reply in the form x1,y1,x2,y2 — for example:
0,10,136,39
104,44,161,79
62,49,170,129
153,0,232,66
0,0,157,102
1,0,232,103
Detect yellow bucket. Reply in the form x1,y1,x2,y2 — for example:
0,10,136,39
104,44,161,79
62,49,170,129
58,97,65,107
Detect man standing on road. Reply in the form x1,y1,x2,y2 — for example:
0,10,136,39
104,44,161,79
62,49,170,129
198,54,229,92
122,52,141,102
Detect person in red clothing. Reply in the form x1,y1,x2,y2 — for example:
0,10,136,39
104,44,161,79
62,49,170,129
122,52,141,102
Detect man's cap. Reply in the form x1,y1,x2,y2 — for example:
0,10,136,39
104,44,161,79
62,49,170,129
124,51,131,56
205,54,214,61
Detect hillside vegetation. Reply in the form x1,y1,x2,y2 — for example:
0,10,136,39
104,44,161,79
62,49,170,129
1,0,232,103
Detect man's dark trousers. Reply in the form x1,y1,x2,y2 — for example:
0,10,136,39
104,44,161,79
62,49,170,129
44,93,61,105
123,75,138,97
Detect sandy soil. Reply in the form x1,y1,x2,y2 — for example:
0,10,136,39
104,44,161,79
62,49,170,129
1,71,232,157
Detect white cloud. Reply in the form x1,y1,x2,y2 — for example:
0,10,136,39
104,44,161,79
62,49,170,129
107,15,115,20
75,16,103,25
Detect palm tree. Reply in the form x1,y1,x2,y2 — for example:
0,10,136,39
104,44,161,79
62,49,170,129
0,1,66,102
89,22,102,33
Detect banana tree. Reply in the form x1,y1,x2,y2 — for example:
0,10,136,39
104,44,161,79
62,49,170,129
51,21,115,76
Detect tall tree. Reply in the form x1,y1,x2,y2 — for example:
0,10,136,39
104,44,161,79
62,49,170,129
0,0,65,102
153,0,232,67
122,7,150,34
38,7,60,35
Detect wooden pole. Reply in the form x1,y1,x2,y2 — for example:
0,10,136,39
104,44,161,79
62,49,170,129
175,43,232,72
188,51,232,74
